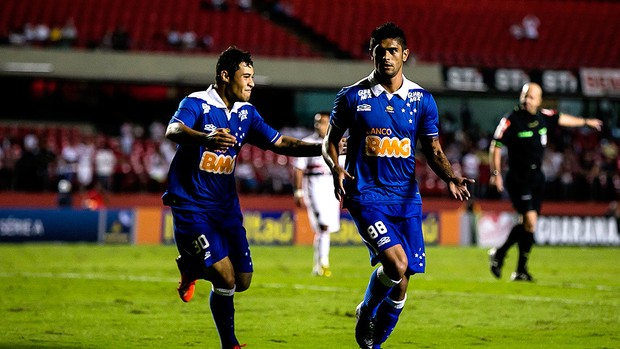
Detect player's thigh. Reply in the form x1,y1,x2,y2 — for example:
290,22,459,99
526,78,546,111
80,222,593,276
172,209,232,275
348,204,425,274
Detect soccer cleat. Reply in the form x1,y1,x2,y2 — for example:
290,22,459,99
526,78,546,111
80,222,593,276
312,265,332,277
510,271,534,282
176,256,196,302
231,344,247,349
355,302,375,349
488,248,503,279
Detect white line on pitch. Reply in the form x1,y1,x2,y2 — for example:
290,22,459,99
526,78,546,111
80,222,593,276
1,271,618,306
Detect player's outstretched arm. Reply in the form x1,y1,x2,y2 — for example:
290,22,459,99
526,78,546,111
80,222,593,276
269,135,322,157
419,135,474,201
166,122,236,151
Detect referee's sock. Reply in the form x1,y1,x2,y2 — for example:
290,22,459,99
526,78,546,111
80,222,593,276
361,266,401,317
210,286,239,348
373,295,406,347
517,231,535,273
498,224,524,257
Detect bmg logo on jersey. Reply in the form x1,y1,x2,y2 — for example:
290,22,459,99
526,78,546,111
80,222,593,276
365,135,411,158
199,151,236,174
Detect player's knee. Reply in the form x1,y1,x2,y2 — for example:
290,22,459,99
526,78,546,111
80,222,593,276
382,260,408,280
235,273,253,292
235,281,251,292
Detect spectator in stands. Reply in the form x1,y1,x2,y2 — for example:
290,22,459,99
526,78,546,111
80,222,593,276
144,141,168,192
58,135,79,184
60,18,78,47
510,14,540,40
22,23,36,45
14,134,55,191
76,134,96,191
237,0,252,11
33,23,50,46
488,82,603,282
200,33,215,52
461,142,481,198
111,25,131,50
82,181,106,210
166,25,182,49
57,179,73,208
234,146,258,193
149,121,166,141
94,135,117,192
541,142,563,200
181,30,198,51
49,23,63,47
119,122,135,155
8,25,25,46
522,15,540,40
202,0,229,11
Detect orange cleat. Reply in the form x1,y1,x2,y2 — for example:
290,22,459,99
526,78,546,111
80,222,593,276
176,256,196,302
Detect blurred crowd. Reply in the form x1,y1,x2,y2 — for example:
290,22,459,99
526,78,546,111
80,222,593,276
0,120,618,203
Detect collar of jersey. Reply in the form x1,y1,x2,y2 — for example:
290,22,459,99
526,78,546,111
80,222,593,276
201,85,250,114
368,72,418,100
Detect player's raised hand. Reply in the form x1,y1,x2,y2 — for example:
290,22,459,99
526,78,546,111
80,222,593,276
206,128,237,151
448,176,475,201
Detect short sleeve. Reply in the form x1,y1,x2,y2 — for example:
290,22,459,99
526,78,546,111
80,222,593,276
330,88,352,131
170,97,202,128
418,93,439,137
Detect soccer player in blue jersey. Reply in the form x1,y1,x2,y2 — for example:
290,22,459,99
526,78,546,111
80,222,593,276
322,23,474,349
162,47,322,349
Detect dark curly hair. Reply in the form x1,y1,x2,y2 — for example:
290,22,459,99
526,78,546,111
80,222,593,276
369,22,407,52
215,46,253,84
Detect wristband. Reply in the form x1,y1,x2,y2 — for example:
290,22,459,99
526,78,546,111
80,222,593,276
294,189,304,199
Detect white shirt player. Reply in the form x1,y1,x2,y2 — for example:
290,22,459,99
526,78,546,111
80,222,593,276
294,132,344,234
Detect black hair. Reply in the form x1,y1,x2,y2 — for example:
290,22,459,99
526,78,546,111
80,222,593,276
215,46,253,83
369,22,407,52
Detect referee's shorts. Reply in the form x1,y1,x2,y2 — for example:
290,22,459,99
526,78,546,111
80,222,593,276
505,170,545,214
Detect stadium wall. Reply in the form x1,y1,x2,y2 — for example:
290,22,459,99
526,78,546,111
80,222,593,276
0,193,616,247
0,47,444,90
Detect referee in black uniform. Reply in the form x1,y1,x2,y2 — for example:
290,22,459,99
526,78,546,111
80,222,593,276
488,82,602,281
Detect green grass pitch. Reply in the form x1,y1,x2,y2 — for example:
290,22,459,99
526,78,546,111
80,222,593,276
0,243,618,348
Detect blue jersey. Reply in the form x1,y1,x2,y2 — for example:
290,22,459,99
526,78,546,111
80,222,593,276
331,73,439,206
163,85,280,210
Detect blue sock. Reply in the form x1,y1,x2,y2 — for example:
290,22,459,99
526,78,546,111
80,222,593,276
373,296,406,347
361,266,401,317
210,286,238,348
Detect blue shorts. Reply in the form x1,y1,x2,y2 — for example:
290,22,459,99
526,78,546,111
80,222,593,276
172,206,253,275
347,203,426,274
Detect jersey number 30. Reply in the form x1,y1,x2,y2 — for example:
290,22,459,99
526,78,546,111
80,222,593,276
192,234,210,254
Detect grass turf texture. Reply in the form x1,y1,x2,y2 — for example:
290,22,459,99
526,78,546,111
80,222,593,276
0,244,618,348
